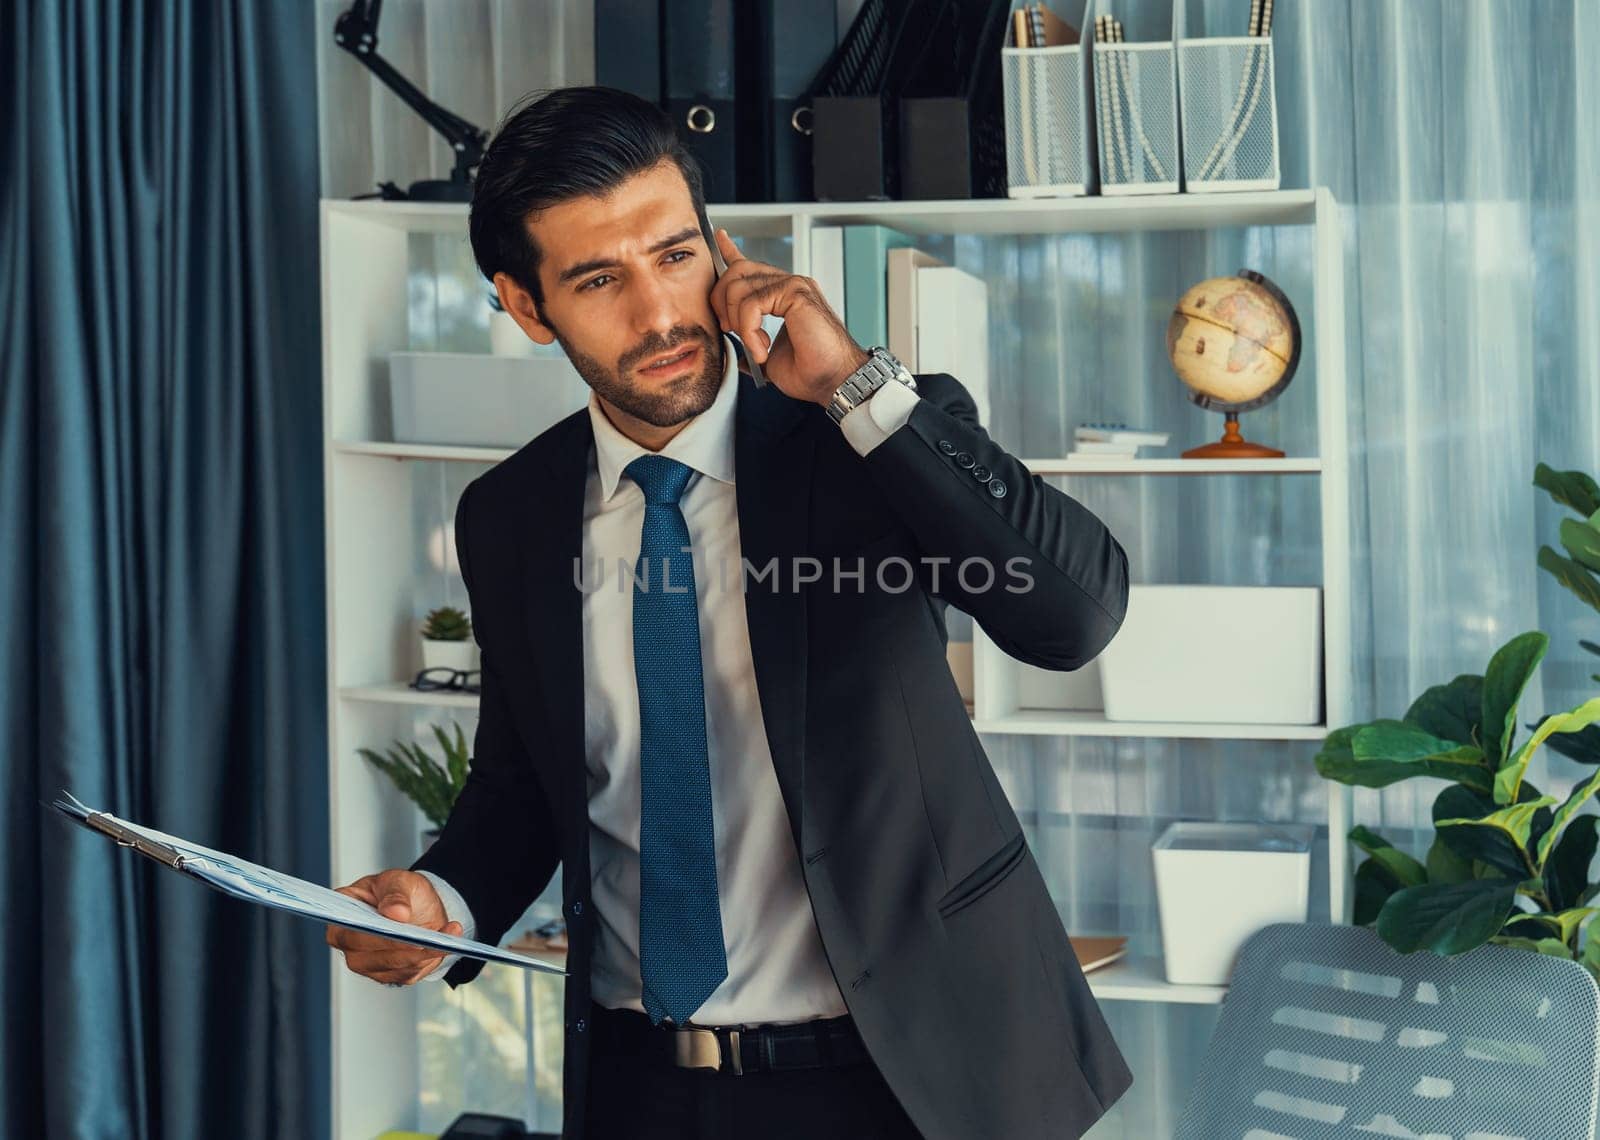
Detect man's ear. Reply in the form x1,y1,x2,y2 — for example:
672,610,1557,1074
493,272,557,346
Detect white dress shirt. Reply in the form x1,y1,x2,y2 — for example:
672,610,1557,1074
419,336,920,1026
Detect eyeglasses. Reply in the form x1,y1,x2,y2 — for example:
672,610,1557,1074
410,667,481,695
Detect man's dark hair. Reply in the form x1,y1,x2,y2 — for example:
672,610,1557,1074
469,86,706,311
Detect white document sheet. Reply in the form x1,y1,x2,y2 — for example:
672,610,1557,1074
51,790,564,975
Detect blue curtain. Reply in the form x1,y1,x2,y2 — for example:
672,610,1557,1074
1,2,328,1137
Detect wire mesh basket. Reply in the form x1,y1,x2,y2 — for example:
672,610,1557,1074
1173,1,1281,191
1001,38,1094,197
1087,0,1178,195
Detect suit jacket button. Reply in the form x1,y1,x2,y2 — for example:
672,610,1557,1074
955,451,975,469
988,478,1007,498
570,900,584,916
972,465,991,481
937,440,956,455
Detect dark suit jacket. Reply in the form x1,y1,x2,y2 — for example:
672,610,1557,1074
413,370,1134,1139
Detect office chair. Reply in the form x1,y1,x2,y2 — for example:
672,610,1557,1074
1175,922,1600,1139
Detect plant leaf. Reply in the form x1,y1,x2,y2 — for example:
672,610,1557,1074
1404,673,1484,749
1586,920,1600,974
1493,935,1576,959
1498,696,1600,806
1581,640,1600,659
1353,858,1403,926
1376,878,1520,955
1536,722,1600,766
1426,835,1474,884
1438,798,1556,878
1480,632,1548,768
1542,814,1600,913
1561,517,1600,574
1538,546,1600,613
1534,462,1600,517
1538,763,1600,864
1349,825,1427,888
1546,907,1597,946
1315,720,1491,791
1354,719,1467,761
445,721,470,796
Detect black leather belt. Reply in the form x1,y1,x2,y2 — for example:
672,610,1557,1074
590,1004,871,1076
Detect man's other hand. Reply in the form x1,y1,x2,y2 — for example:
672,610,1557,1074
325,868,463,985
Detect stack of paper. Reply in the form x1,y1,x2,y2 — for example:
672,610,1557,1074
1068,423,1169,461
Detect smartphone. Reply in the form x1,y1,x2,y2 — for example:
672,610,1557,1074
697,204,768,388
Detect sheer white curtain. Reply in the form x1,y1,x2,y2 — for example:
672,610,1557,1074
978,1,1600,1133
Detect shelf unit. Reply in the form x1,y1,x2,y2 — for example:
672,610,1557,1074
321,187,1350,1137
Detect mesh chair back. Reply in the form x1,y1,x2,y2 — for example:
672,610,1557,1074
1176,923,1600,1140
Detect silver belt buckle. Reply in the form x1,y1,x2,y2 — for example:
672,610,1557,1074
672,1026,743,1075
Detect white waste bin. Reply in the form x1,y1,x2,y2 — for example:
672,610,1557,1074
1152,821,1312,985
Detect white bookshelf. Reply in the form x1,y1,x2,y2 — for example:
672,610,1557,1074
320,188,1351,1137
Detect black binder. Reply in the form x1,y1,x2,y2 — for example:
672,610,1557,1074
899,0,1010,199
661,0,740,203
756,0,837,203
594,0,661,102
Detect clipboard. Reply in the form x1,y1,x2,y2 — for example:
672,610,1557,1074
49,791,565,976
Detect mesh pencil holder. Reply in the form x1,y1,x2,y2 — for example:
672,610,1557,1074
1174,2,1280,191
1001,4,1095,198
1088,0,1179,195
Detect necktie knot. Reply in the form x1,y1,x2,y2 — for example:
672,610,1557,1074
625,454,694,506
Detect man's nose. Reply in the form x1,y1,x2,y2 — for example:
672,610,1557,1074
627,272,686,344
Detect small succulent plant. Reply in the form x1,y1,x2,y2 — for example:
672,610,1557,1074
359,722,470,830
422,605,472,642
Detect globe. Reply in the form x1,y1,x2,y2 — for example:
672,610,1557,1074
1166,269,1301,458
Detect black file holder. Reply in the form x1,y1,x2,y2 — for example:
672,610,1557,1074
808,0,942,202
898,0,1011,200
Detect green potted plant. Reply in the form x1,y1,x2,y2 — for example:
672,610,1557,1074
421,604,475,672
359,721,471,848
1313,463,1600,975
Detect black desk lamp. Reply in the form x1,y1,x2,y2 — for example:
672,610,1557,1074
333,0,490,201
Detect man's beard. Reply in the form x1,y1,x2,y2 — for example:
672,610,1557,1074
550,319,724,428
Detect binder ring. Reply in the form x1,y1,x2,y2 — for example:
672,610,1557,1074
790,106,814,136
686,105,715,134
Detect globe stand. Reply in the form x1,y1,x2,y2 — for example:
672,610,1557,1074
1182,415,1284,459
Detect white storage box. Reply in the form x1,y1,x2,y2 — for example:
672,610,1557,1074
1153,821,1311,985
1098,585,1322,724
389,352,589,449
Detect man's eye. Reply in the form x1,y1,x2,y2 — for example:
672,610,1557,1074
665,251,692,264
580,275,613,292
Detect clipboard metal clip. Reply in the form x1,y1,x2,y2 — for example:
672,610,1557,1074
84,811,188,870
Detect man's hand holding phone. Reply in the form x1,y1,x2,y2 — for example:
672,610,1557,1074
707,226,870,408
325,868,462,986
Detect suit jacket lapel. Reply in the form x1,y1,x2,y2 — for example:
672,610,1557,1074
520,409,594,857
733,374,816,844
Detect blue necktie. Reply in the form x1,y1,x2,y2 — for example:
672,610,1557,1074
624,454,728,1026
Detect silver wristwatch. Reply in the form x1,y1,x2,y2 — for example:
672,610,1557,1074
825,346,917,424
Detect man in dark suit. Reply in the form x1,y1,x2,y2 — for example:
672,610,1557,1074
328,86,1132,1139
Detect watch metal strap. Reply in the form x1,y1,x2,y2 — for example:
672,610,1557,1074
826,347,914,424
